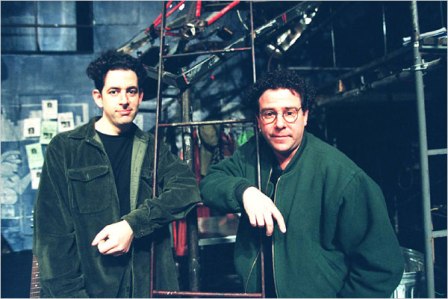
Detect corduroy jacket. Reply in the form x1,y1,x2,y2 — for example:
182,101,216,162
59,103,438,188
200,131,404,298
33,117,200,297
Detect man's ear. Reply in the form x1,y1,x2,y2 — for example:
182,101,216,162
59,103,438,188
138,90,144,104
92,89,103,108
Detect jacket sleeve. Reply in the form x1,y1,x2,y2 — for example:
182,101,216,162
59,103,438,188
199,147,254,214
33,138,89,298
122,143,200,238
336,172,404,298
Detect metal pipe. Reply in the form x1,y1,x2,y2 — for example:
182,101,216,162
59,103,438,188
152,290,263,297
249,1,265,296
181,90,201,292
159,119,255,128
410,1,435,297
150,1,168,297
163,47,252,59
382,4,388,56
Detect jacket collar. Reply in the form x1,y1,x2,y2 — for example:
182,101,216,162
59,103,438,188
259,130,309,174
67,116,150,143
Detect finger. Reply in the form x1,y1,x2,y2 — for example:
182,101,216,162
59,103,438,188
272,209,287,233
247,210,257,227
98,239,117,255
264,213,274,236
255,212,265,228
91,229,108,246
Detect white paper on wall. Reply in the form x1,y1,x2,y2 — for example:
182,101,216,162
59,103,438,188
25,143,44,169
23,117,41,138
42,99,58,120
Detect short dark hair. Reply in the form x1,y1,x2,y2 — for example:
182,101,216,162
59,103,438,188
86,50,147,92
245,69,315,114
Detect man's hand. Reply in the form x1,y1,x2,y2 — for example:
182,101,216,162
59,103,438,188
242,187,286,236
91,220,134,256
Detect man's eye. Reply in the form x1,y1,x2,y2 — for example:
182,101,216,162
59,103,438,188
264,111,276,117
285,110,295,116
109,90,118,95
128,89,138,95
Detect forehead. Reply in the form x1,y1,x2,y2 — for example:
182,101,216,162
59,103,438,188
103,69,138,87
259,88,301,108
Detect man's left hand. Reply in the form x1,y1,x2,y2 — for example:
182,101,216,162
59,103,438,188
91,220,134,256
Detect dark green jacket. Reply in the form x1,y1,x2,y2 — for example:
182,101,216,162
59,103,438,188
33,117,200,298
200,132,404,298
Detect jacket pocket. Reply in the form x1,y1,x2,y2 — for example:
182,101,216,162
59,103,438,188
68,165,112,213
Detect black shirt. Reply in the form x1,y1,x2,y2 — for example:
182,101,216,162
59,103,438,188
97,127,135,217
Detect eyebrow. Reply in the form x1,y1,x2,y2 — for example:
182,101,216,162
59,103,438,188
260,106,299,111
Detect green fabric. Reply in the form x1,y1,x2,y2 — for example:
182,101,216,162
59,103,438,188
200,132,404,298
33,117,200,298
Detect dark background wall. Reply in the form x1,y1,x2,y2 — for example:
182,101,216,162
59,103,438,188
1,1,446,297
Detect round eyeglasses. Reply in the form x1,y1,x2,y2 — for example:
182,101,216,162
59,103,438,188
259,107,302,124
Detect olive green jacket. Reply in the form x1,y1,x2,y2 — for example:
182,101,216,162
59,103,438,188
33,117,200,297
200,132,404,298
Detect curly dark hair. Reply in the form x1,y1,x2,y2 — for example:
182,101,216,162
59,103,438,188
86,50,147,92
245,69,315,114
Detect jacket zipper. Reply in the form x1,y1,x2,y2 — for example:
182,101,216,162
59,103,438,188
271,175,281,297
245,167,273,293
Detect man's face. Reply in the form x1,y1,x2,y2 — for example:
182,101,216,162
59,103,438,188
92,69,143,134
257,88,308,163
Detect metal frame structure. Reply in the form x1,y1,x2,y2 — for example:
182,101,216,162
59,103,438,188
149,1,264,297
308,1,447,297
409,1,447,297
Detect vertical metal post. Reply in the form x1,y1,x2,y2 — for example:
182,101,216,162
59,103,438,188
181,89,201,291
381,4,388,56
409,1,435,297
329,5,337,68
249,1,265,297
150,1,168,297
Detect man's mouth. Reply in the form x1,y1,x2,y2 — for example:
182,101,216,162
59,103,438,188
118,109,132,116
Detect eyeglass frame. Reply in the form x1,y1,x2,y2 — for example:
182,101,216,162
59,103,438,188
258,107,303,124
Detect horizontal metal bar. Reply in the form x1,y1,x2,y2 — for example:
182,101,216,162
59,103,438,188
152,290,263,298
2,23,92,29
164,47,252,59
198,235,236,246
159,119,255,128
428,148,447,156
432,230,447,238
288,66,355,72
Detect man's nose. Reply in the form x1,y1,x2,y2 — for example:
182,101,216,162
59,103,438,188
275,114,286,128
118,92,129,104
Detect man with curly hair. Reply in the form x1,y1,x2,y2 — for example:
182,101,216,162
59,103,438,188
33,51,200,297
200,69,404,298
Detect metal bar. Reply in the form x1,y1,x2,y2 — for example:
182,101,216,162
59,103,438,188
428,148,447,156
159,119,255,128
381,4,388,56
249,1,256,83
432,230,447,239
181,90,201,292
329,4,337,68
152,290,262,298
163,47,251,59
150,1,168,297
249,1,265,297
319,46,411,90
2,23,93,28
315,57,442,106
288,66,354,72
410,1,435,297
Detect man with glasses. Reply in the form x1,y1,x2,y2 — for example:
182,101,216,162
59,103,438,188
200,70,404,298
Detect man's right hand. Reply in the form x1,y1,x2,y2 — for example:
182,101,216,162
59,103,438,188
242,186,287,236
